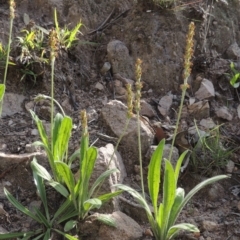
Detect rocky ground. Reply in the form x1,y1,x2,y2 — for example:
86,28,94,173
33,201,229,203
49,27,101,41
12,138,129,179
1,0,240,239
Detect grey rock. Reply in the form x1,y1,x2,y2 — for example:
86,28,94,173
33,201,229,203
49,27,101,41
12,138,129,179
201,220,219,232
226,42,240,59
2,93,25,117
158,95,173,116
101,100,154,170
215,106,233,121
107,40,134,79
225,160,235,173
207,182,225,201
98,211,143,240
140,100,156,118
188,101,210,120
195,79,215,100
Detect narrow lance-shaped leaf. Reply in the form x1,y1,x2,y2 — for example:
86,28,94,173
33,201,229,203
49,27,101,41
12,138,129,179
161,160,176,238
54,116,72,162
0,84,5,101
148,139,165,216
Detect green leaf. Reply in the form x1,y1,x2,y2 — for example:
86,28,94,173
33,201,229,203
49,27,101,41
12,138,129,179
148,139,165,216
29,110,49,148
0,84,5,102
31,158,52,181
167,187,185,227
89,168,119,198
0,231,37,239
64,220,77,232
96,214,116,227
34,208,50,228
230,73,240,88
53,116,72,161
167,223,199,239
4,188,40,223
114,184,153,218
54,229,79,240
97,190,123,203
159,160,176,238
83,198,102,211
31,163,49,221
69,148,80,166
48,180,69,198
55,161,75,196
52,113,63,151
173,175,229,226
174,150,188,186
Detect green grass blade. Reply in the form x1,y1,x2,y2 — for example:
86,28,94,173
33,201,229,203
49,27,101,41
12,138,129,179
64,220,77,232
148,139,165,215
34,208,50,228
4,188,40,223
89,168,119,198
68,148,80,166
96,214,116,227
48,180,69,197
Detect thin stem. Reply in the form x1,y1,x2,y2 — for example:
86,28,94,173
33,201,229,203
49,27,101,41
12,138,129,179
0,6,14,117
137,110,145,199
168,85,187,161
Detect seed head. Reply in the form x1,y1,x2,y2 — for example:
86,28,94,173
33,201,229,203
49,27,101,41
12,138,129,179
135,58,143,112
9,0,15,20
183,22,195,83
48,29,58,60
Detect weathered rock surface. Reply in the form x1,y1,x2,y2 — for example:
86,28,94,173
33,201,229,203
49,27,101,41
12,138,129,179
2,93,25,117
140,100,156,118
226,42,240,59
195,79,215,100
188,101,210,119
98,211,143,240
215,106,233,121
158,95,173,116
101,100,154,171
107,40,134,79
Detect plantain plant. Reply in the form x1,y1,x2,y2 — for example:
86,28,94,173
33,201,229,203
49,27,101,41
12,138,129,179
115,22,229,240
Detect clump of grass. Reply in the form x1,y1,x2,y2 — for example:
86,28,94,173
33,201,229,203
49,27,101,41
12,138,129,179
191,123,238,176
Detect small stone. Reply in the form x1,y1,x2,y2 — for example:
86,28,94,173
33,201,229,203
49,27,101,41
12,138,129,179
140,100,156,118
188,101,210,119
95,82,104,91
200,118,216,130
98,211,143,240
28,201,42,214
226,42,240,59
31,129,39,136
100,62,111,75
237,105,240,119
25,101,34,111
158,95,173,116
215,107,233,121
195,78,215,100
207,182,224,201
202,220,219,231
25,143,37,153
0,226,8,234
226,160,235,173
